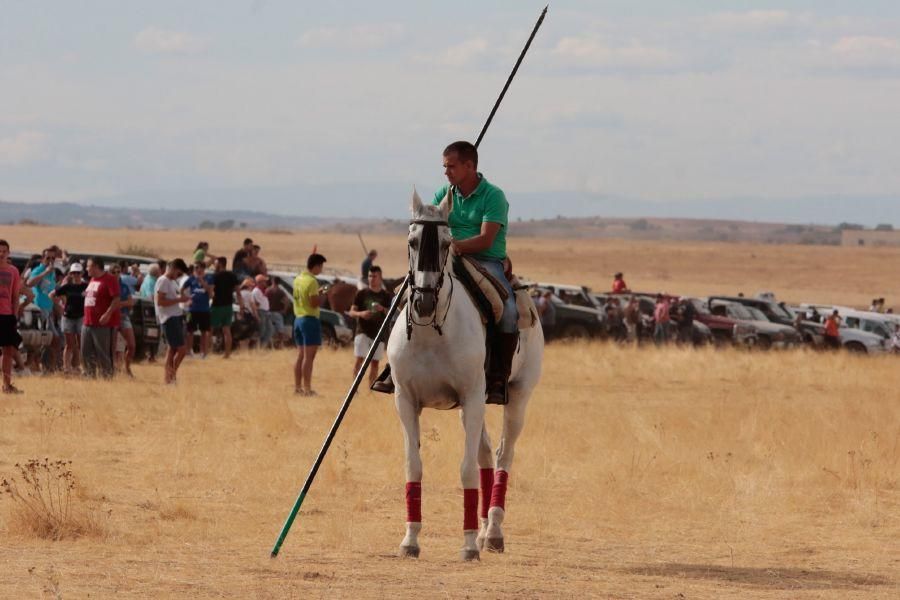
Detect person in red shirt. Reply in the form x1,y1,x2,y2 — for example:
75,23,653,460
612,272,629,293
823,310,841,350
82,257,121,378
0,239,24,394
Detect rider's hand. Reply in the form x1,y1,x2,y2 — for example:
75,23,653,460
450,241,462,255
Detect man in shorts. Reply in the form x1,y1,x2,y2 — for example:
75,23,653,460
0,239,24,394
183,261,214,357
211,256,243,358
348,266,392,388
155,259,190,384
53,262,89,374
293,253,327,396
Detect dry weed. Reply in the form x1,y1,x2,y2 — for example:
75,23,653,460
1,459,109,540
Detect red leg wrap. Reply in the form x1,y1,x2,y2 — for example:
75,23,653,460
490,470,508,510
406,482,421,523
463,488,479,531
479,468,494,519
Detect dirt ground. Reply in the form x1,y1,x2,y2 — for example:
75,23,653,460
0,226,898,598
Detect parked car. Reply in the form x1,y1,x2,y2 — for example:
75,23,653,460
684,297,757,347
130,297,161,362
708,299,802,349
781,305,889,353
710,295,797,325
530,287,605,340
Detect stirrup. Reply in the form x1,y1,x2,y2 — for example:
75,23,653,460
485,380,508,405
370,365,395,394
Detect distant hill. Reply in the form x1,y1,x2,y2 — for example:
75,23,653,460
63,183,900,228
0,200,344,230
326,216,842,245
0,199,860,245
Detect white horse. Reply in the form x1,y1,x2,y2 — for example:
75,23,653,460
386,189,544,561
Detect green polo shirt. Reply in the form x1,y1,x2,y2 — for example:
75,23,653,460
432,174,508,261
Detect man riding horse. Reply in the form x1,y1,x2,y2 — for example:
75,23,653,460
373,141,518,405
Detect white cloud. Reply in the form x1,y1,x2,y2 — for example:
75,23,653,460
433,38,489,68
0,131,48,166
297,24,404,50
831,36,900,69
552,36,680,70
700,10,794,32
134,27,207,55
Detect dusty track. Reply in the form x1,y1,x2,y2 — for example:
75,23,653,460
1,226,898,597
0,344,897,598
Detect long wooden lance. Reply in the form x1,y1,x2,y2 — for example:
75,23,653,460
270,4,549,558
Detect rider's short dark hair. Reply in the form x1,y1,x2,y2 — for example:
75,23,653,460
0,239,8,250
443,141,478,169
307,253,327,270
89,256,105,270
369,265,382,275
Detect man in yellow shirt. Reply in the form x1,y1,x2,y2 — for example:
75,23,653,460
293,253,327,395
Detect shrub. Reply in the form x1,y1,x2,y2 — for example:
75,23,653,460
1,459,109,540
116,243,160,258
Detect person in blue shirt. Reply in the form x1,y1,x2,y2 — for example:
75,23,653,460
111,262,137,377
26,248,62,371
183,261,214,358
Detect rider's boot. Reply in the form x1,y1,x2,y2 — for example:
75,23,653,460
371,364,395,394
486,332,519,405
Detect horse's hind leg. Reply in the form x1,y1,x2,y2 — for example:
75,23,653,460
396,394,422,558
459,394,486,561
485,387,530,553
475,425,494,551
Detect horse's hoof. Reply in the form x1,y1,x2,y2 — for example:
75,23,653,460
399,545,420,558
484,537,505,553
460,549,481,561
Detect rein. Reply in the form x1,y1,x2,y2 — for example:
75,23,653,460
407,218,454,339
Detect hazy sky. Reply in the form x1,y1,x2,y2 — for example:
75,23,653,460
2,1,900,212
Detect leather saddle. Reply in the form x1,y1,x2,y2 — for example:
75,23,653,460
452,255,537,330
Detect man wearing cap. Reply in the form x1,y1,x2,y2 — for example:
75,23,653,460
53,262,89,374
155,259,190,384
252,273,277,349
183,261,214,358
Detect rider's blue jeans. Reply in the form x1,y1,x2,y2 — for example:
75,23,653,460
476,258,519,333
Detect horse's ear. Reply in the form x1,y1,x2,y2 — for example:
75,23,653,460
411,187,424,216
437,186,452,218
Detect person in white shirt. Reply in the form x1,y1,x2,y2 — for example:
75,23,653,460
252,274,278,349
155,259,190,384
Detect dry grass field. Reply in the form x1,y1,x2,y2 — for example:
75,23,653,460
0,225,899,598
8,223,900,307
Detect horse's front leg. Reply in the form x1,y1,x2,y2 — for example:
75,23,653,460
459,392,486,561
396,391,422,558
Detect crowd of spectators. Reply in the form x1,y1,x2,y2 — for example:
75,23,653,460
0,237,352,395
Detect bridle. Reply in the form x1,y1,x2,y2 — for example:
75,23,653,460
406,218,454,339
